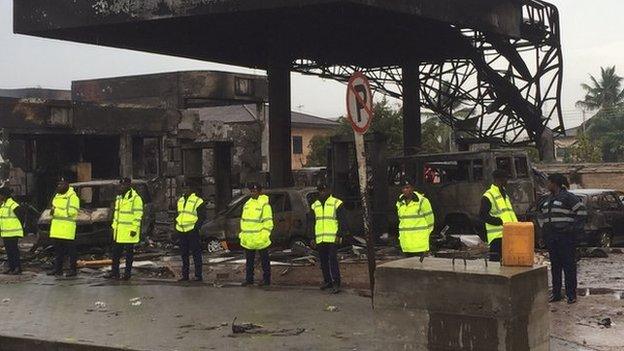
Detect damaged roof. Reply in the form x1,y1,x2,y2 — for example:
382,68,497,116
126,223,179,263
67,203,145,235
0,88,71,100
190,104,339,128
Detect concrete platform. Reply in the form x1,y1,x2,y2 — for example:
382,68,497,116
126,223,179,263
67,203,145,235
374,257,550,351
0,269,579,351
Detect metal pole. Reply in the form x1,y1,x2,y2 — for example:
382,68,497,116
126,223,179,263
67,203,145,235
354,131,375,305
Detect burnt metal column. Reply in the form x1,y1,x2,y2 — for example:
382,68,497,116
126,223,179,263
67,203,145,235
402,63,421,156
267,63,293,188
119,133,133,178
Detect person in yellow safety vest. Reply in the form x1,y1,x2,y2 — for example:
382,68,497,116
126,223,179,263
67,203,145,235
479,170,518,262
105,178,144,280
395,181,435,258
239,183,273,287
0,187,25,275
310,183,348,294
175,183,206,282
47,177,80,277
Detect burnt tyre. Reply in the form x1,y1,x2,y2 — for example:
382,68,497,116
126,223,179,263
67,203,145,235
204,238,224,253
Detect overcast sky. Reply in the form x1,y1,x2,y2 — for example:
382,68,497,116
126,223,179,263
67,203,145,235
1,0,622,128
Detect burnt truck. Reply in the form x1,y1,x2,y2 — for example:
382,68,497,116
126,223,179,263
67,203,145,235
328,134,536,238
385,149,535,236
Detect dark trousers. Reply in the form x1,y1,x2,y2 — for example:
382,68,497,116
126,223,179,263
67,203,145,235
177,230,203,279
489,238,502,262
547,235,577,299
3,237,21,271
53,239,77,273
245,249,270,284
318,243,341,285
111,243,134,277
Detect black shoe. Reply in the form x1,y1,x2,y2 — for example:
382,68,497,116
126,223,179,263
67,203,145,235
320,282,333,291
10,269,22,276
65,271,77,278
549,295,563,303
121,274,131,281
178,277,189,282
1,268,13,275
191,276,203,282
331,282,341,294
241,281,253,287
47,270,62,276
567,297,577,304
103,273,120,280
258,281,270,287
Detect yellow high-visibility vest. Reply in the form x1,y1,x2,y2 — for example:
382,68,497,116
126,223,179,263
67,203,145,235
483,184,518,244
49,187,80,240
176,193,204,233
396,191,435,253
112,188,143,244
0,198,23,238
311,196,343,244
239,195,273,250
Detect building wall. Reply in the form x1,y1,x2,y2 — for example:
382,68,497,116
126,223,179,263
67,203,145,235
291,126,334,170
577,173,624,192
536,163,624,192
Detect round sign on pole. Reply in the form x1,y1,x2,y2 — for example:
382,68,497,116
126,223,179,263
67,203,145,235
346,72,374,134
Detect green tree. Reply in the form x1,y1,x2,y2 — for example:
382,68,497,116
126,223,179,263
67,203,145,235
306,98,453,166
576,66,624,111
306,135,332,167
567,133,602,163
586,107,624,161
421,118,452,154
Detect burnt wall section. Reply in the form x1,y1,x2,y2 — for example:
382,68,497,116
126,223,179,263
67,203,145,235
72,71,267,109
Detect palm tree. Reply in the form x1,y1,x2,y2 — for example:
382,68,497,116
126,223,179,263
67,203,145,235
576,66,624,111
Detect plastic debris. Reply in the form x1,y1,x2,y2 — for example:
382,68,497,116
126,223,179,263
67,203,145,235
325,305,339,312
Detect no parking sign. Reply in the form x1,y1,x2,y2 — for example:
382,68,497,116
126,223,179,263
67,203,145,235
346,72,374,134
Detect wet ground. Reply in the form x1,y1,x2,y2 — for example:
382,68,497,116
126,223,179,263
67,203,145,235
0,274,381,350
2,239,624,350
0,273,616,351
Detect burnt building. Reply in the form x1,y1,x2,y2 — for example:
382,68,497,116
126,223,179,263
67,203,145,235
0,71,270,212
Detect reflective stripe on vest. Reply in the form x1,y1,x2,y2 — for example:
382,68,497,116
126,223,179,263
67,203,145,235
0,198,23,238
311,196,343,244
396,191,434,253
112,188,143,244
483,184,518,244
239,195,273,250
49,187,80,240
175,193,204,233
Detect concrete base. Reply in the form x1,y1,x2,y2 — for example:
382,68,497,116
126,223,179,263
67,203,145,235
374,257,550,351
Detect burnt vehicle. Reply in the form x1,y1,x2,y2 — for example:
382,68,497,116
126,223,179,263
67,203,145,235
37,180,155,247
199,187,318,252
528,189,624,248
385,149,535,236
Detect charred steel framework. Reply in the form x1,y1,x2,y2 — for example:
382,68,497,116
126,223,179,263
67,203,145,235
293,0,563,147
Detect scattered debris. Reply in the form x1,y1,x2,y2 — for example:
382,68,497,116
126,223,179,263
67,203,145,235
130,297,142,306
77,259,112,268
325,305,339,312
230,317,304,337
231,318,262,334
579,248,609,259
93,301,107,311
597,317,612,328
2,298,11,304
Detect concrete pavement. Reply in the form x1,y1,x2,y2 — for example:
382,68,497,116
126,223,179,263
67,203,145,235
0,273,599,350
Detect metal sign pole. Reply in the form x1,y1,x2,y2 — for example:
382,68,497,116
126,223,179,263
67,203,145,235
354,131,376,304
346,72,375,305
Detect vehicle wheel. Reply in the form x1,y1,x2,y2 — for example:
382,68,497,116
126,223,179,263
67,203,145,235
205,238,224,253
597,231,613,248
